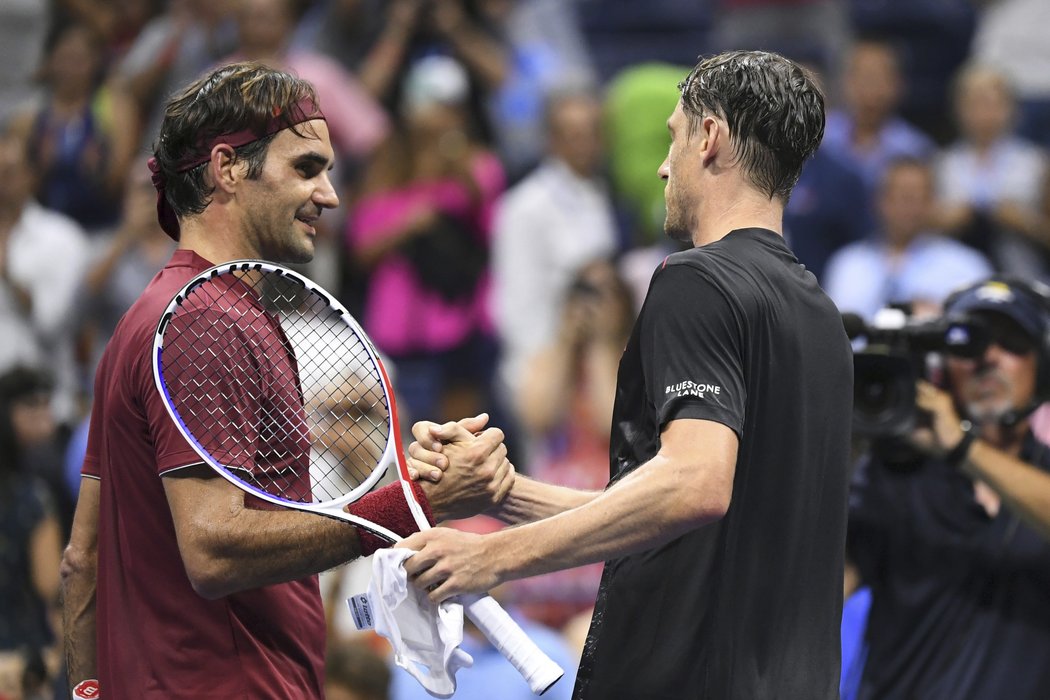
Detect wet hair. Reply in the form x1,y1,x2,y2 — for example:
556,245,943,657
152,62,320,219
677,50,825,201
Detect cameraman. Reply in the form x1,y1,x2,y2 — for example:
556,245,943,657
846,277,1050,699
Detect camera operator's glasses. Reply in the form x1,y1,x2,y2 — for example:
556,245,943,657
943,316,1036,359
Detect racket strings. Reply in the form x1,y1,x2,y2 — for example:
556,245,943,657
160,269,393,506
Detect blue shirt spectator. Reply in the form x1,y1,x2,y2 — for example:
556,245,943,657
822,39,936,192
784,146,871,283
825,157,992,319
824,109,936,193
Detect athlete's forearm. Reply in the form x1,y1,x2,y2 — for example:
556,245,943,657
961,440,1050,542
62,479,100,691
488,420,736,584
165,473,365,598
62,561,97,691
186,502,361,598
492,475,600,525
491,451,729,582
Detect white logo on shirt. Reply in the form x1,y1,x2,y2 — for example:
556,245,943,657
665,380,722,399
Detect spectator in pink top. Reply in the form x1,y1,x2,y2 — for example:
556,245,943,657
348,55,505,425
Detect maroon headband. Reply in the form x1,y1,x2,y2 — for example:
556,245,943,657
148,96,325,240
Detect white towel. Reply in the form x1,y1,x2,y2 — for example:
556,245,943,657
363,548,474,698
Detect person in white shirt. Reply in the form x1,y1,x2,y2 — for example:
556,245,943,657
492,90,619,399
935,63,1049,276
0,130,90,423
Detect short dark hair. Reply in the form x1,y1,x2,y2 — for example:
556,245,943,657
678,50,825,201
152,62,320,219
0,367,54,478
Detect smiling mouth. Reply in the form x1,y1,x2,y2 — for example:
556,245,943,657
296,214,319,233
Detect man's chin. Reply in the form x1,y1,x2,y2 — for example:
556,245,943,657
663,222,693,245
277,240,315,266
966,400,1016,426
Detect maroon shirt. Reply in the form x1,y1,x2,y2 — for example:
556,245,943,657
83,250,325,699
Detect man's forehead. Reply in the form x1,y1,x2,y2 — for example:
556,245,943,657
667,102,686,129
272,119,334,158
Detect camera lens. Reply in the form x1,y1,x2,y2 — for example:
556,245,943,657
855,365,902,418
852,352,918,437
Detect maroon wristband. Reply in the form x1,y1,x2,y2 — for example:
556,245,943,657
346,481,435,556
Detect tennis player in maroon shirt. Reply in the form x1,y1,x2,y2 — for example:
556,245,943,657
60,62,514,700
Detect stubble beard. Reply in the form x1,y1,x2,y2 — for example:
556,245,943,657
964,374,1017,425
663,190,695,245
252,213,315,266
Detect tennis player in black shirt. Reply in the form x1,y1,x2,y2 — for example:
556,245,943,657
401,50,853,700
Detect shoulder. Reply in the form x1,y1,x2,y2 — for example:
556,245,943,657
1002,136,1048,166
829,239,880,267
888,118,935,152
915,234,991,265
652,246,747,319
497,168,550,212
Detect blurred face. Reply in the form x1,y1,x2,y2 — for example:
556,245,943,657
844,43,900,126
946,312,1039,423
659,101,702,244
11,392,56,447
237,0,293,53
47,25,101,97
878,163,932,246
237,119,339,264
548,96,604,178
124,165,162,234
955,71,1014,146
573,259,632,333
409,103,467,140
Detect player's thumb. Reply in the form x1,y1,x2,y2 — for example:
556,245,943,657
458,412,490,435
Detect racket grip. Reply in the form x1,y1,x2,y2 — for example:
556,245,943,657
462,594,565,695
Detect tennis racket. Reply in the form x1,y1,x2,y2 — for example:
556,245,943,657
151,260,563,695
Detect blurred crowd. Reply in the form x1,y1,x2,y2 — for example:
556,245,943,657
2,0,1050,698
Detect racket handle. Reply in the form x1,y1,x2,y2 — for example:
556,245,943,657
462,594,565,695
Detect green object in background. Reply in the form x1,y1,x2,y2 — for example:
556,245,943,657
605,62,691,245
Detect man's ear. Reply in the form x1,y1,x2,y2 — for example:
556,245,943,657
208,143,241,195
698,115,725,166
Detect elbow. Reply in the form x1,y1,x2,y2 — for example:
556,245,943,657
704,491,732,522
178,532,240,600
60,542,95,588
690,490,732,526
676,477,733,530
183,557,236,600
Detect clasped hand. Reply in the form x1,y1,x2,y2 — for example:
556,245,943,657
400,414,513,601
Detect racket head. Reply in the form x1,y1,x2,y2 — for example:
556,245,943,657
152,260,397,512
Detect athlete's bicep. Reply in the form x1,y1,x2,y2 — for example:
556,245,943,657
162,466,243,582
657,417,738,518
